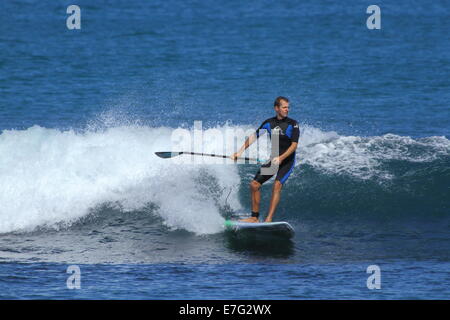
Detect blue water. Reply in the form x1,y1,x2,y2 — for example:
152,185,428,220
1,0,449,299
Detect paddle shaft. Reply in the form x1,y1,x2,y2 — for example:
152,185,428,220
178,151,261,162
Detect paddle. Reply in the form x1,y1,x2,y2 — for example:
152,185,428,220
155,151,267,164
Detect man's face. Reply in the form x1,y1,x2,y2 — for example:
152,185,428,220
275,100,289,118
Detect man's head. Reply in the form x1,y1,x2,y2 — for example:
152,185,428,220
274,96,289,119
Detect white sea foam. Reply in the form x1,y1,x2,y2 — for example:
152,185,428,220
298,125,449,180
0,125,242,234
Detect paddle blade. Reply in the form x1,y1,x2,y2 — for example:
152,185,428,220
155,151,183,159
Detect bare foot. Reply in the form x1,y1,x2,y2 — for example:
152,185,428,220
264,219,272,223
239,217,259,223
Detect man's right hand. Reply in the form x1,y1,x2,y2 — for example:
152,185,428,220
230,152,242,161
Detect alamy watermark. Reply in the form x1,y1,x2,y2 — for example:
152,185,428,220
66,265,81,289
367,5,381,30
366,265,381,290
66,5,81,30
168,121,280,175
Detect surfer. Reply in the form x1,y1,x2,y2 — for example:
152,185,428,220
230,96,299,222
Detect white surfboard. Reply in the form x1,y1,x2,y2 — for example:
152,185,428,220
224,220,295,238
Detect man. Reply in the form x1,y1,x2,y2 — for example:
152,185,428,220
231,96,299,222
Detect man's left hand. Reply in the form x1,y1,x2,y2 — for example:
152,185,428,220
272,156,282,166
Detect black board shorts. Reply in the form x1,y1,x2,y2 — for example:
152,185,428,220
253,155,296,185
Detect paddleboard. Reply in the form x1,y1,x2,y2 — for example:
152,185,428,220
225,220,295,238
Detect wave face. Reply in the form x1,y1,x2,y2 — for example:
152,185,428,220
0,124,449,234
280,126,450,219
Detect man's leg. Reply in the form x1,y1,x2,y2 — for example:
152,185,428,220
240,180,262,222
265,180,283,222
251,180,261,215
265,156,295,222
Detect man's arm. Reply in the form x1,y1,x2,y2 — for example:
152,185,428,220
231,119,268,160
273,142,298,164
273,121,299,165
230,133,257,160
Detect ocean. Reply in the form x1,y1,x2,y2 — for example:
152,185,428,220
0,0,449,299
